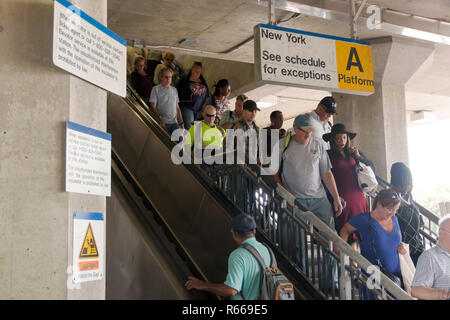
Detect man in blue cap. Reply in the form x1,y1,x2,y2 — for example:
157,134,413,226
185,214,271,300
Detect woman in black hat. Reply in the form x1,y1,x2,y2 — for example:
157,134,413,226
323,124,375,251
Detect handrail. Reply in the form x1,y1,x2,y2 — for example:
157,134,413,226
205,162,413,299
376,176,440,225
110,152,218,300
375,176,439,247
114,84,325,299
124,84,413,300
275,184,413,300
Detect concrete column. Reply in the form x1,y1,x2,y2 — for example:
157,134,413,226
333,36,434,180
0,0,107,299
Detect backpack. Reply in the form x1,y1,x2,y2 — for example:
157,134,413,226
240,242,295,300
278,131,293,183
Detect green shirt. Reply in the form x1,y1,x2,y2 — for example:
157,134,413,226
224,237,271,300
186,121,225,148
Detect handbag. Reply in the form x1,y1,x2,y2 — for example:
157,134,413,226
398,243,416,295
367,214,403,288
352,155,378,196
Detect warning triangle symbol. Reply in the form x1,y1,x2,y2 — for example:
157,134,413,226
79,223,99,259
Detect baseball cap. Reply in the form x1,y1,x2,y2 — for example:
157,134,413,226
293,114,315,133
243,100,261,112
231,214,256,235
319,96,337,114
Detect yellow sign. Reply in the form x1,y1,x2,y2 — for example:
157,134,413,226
79,223,99,259
335,41,374,93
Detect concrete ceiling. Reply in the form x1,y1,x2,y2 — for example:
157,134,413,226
108,0,450,128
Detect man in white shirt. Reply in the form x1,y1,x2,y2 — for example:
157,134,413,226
309,96,337,149
149,68,184,134
411,215,450,300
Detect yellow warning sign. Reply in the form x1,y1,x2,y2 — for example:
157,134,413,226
79,223,99,259
335,40,374,93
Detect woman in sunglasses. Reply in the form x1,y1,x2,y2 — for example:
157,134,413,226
340,189,407,297
153,51,183,86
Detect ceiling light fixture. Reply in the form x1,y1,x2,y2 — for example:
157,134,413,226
410,110,436,123
178,38,197,47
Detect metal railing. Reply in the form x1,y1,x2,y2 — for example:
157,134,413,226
125,84,413,300
375,176,439,249
204,164,413,300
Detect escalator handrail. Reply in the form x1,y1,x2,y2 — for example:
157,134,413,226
119,84,412,300
119,85,325,299
111,148,219,300
376,176,440,226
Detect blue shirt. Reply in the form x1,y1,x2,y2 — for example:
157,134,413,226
224,237,271,300
349,212,402,275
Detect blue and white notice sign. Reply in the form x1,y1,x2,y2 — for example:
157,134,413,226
53,0,127,97
66,121,111,196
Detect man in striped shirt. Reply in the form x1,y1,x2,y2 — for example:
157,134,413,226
411,215,450,300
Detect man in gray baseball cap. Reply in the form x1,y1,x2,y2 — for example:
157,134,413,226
272,113,343,290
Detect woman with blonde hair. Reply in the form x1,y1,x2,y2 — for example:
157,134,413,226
176,61,209,131
153,51,183,86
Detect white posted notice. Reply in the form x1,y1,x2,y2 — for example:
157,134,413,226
66,121,111,197
72,212,104,283
53,0,126,97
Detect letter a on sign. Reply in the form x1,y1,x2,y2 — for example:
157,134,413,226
346,47,364,72
79,223,99,259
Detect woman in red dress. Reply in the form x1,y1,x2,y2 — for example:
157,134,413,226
323,124,375,251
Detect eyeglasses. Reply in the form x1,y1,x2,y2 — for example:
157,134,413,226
391,193,401,199
295,127,310,134
164,58,173,62
205,114,216,118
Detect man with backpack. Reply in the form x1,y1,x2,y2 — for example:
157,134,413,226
272,114,342,290
185,214,294,300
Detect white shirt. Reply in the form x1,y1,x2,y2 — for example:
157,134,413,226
309,111,331,149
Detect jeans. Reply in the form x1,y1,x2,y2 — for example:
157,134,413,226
295,197,338,291
181,107,199,131
164,122,180,135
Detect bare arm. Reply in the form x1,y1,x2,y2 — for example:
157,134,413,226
321,170,343,217
411,286,450,300
176,103,184,129
340,223,357,243
272,173,282,185
185,276,238,297
149,102,164,125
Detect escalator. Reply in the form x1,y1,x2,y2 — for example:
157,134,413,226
106,153,215,299
106,85,324,300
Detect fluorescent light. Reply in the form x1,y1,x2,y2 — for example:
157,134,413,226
257,101,276,109
410,110,436,123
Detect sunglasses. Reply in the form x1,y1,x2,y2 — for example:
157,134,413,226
164,58,174,61
205,114,216,118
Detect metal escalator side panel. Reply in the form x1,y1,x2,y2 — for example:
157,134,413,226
107,167,214,299
108,93,237,285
